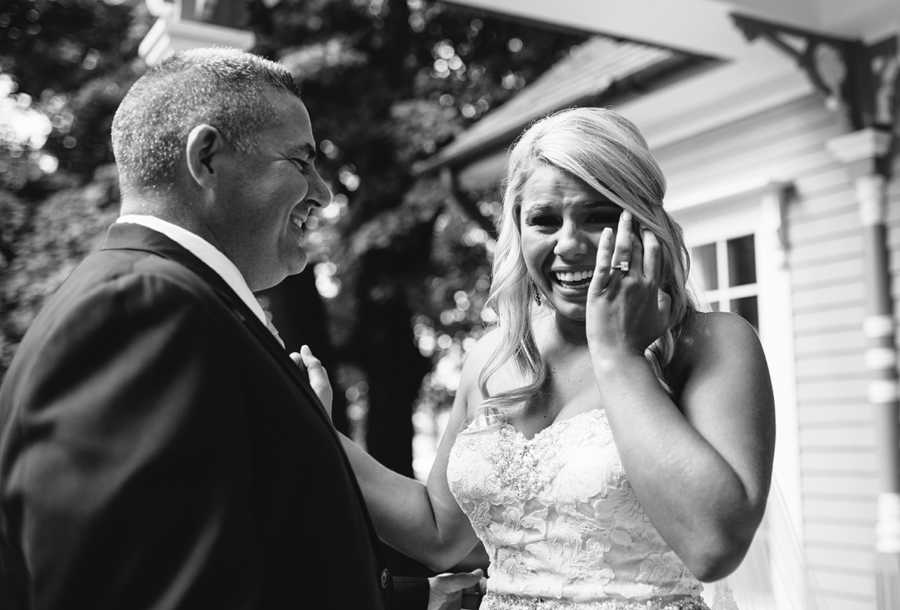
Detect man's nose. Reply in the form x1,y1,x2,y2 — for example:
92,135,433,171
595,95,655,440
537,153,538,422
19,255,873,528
307,169,332,208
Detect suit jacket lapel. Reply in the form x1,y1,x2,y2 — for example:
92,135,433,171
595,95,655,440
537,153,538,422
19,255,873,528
100,223,330,421
101,222,390,578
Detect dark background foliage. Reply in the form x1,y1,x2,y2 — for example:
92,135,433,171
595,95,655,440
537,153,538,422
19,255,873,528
0,0,585,486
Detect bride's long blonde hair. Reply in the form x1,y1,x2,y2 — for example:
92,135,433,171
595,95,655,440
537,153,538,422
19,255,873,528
478,107,696,410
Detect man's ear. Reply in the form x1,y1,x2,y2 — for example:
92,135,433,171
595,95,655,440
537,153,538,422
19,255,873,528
185,124,225,188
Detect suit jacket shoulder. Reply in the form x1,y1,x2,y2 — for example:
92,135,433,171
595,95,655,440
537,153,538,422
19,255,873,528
0,224,395,610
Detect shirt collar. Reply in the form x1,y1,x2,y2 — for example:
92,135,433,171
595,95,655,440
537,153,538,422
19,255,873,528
116,214,270,330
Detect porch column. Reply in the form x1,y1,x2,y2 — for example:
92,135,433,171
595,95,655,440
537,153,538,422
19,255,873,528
828,127,898,609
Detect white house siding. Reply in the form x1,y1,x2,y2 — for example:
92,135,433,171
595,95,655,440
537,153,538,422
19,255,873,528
649,92,880,610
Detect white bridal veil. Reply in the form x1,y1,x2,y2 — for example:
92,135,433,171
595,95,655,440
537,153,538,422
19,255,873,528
706,477,820,610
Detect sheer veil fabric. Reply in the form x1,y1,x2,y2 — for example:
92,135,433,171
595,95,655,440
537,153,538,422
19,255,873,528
707,478,820,610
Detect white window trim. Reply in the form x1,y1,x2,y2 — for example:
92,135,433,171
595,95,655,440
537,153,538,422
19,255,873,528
671,180,803,607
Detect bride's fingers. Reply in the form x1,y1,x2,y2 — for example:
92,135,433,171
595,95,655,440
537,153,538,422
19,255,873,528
610,210,633,267
643,230,661,284
299,344,329,382
630,226,644,278
658,290,673,325
293,345,332,406
590,226,615,296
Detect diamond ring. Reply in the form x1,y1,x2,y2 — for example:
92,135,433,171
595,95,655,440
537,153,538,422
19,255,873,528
611,260,630,273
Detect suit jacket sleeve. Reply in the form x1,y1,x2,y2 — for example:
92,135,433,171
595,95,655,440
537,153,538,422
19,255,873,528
4,271,262,609
390,576,430,610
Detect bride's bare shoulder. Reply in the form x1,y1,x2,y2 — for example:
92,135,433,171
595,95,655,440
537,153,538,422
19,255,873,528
458,328,502,388
456,328,506,413
676,310,762,357
668,310,766,389
466,327,503,366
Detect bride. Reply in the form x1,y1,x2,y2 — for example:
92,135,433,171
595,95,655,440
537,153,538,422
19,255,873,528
301,107,775,609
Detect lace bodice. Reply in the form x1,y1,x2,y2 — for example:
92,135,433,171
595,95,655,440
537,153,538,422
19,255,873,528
447,409,708,609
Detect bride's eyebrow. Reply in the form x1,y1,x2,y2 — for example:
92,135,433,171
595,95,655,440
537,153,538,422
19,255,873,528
523,202,557,215
582,203,621,216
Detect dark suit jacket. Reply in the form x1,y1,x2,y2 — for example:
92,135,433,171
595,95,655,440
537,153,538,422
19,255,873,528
0,223,426,609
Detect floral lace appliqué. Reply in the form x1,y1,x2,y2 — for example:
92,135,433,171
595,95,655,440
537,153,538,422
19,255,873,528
447,409,706,608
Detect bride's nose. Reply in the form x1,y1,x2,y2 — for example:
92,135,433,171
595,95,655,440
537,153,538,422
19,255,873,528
553,220,590,259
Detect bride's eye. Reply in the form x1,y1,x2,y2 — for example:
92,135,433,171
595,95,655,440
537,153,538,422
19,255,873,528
526,214,559,228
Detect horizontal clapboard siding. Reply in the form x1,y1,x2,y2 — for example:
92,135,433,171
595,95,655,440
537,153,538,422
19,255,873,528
885,155,900,334
797,376,867,403
792,233,864,267
794,328,865,357
793,281,866,314
792,207,860,243
793,304,865,334
813,594,874,610
804,518,875,547
657,92,881,608
792,258,865,290
794,352,865,379
798,403,870,425
801,449,878,473
811,570,877,610
800,430,875,452
804,497,876,523
811,566,876,595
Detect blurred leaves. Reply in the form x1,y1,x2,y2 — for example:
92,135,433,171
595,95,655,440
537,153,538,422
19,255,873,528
0,0,586,421
248,0,585,417
0,0,149,188
390,99,460,161
0,0,137,95
280,36,369,81
1,164,120,372
0,0,148,378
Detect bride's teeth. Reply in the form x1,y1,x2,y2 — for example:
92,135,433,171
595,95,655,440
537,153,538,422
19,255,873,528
554,270,593,283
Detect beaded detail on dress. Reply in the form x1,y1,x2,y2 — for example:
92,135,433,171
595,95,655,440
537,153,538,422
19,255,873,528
446,409,707,609
481,593,709,610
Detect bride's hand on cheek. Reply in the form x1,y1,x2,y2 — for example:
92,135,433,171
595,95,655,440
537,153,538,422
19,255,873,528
290,345,333,419
585,211,670,360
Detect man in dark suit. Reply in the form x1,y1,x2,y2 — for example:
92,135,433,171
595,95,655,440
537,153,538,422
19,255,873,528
0,48,479,609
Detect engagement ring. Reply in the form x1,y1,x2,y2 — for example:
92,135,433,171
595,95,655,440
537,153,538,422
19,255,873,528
612,260,630,273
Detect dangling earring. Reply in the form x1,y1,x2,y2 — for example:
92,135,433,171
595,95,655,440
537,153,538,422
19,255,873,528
532,282,542,306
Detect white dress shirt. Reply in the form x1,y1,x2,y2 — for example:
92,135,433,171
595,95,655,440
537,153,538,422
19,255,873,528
116,215,283,345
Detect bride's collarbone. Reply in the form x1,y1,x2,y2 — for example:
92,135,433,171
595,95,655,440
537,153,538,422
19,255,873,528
475,347,605,436
513,371,604,437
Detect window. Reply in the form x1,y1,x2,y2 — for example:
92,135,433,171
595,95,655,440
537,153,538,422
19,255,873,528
690,234,758,329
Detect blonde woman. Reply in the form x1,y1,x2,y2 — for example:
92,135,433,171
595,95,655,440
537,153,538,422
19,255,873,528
302,107,775,610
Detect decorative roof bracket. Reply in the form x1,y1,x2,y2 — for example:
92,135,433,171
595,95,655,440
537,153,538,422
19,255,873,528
732,14,897,175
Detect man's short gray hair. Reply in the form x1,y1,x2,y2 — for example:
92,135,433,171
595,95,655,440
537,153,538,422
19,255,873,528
111,48,300,192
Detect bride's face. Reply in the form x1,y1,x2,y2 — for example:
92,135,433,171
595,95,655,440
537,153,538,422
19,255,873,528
519,164,621,322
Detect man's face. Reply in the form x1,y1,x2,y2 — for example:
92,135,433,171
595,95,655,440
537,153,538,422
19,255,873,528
213,92,331,291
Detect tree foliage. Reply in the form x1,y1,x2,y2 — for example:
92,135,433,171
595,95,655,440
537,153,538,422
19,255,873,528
0,0,150,374
0,165,120,369
0,1,586,479
0,0,148,188
246,0,584,477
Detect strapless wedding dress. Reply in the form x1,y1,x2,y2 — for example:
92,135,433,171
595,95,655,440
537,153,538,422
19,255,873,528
447,408,721,610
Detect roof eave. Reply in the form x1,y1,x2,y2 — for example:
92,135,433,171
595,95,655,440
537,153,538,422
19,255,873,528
413,53,715,177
